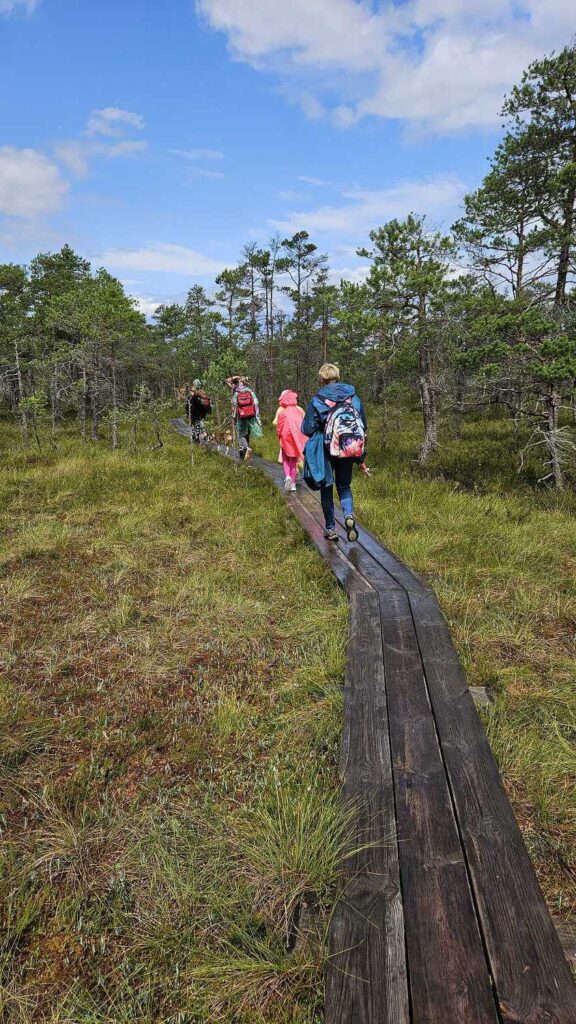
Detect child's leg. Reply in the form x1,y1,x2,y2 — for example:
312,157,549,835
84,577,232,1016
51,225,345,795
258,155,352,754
334,461,354,518
288,455,298,482
237,420,249,456
281,451,293,478
320,482,335,528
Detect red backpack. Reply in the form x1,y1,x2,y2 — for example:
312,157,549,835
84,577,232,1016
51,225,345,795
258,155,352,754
236,388,256,418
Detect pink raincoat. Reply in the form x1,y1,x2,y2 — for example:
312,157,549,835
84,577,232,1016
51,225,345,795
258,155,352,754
275,390,307,459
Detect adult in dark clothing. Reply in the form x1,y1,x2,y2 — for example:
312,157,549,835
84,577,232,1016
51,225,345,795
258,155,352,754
185,379,212,441
302,363,367,542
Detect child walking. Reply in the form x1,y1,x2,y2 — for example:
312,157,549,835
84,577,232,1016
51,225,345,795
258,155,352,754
275,389,306,492
226,376,262,460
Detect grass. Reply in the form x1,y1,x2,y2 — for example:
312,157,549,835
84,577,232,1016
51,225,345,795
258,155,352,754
0,421,349,1022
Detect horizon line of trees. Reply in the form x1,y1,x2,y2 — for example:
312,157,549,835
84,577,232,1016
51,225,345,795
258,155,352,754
2,43,576,487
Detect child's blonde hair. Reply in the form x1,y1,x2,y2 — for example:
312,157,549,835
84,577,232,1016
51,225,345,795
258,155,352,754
319,362,340,383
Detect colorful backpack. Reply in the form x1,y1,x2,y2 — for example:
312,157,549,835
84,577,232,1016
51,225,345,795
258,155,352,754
236,388,257,419
324,397,365,459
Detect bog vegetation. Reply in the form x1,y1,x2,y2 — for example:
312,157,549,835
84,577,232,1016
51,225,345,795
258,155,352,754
0,429,349,1021
1,40,576,1022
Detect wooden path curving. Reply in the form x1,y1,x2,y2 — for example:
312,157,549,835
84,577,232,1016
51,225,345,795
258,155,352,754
172,423,576,1023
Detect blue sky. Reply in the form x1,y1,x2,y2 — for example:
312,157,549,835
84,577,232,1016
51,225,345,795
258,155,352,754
1,0,573,315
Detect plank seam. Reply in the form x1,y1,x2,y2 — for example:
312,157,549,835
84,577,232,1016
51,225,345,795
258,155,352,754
377,600,415,1024
405,591,504,1024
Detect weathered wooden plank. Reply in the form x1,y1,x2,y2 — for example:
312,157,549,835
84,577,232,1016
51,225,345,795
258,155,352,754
326,592,409,1024
295,485,404,593
303,480,426,593
552,916,576,972
247,456,372,594
380,589,499,1024
409,589,576,1024
285,494,373,594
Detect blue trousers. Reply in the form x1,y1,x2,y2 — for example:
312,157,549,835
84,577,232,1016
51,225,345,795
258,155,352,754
320,459,354,528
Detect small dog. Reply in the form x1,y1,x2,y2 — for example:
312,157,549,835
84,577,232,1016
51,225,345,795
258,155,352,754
211,429,233,446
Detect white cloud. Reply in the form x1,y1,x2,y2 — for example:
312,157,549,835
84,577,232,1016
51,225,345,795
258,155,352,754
193,168,225,179
0,147,68,218
133,295,163,318
101,243,226,276
326,264,370,286
54,107,148,178
54,142,90,177
55,139,147,177
102,140,147,158
86,107,145,138
196,0,388,71
270,175,465,236
170,148,224,161
197,0,576,134
0,0,38,13
298,175,329,187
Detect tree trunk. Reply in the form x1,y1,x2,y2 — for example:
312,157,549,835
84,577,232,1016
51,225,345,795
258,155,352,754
545,387,564,490
417,297,437,464
14,339,29,444
554,177,576,307
79,366,88,439
111,361,119,450
90,387,100,441
50,364,59,441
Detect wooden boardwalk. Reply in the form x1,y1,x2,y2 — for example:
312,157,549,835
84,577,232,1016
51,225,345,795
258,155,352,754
172,425,576,1023
252,455,576,1024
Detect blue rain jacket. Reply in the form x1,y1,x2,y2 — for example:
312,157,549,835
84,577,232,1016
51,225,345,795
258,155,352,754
302,383,367,439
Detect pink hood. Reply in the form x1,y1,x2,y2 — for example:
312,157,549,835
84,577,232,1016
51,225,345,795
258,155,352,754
278,389,298,407
276,396,306,459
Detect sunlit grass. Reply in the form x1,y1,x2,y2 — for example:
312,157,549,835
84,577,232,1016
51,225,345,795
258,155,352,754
0,421,346,1022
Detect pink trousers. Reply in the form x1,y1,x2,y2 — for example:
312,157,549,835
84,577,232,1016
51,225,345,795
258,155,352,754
282,453,298,481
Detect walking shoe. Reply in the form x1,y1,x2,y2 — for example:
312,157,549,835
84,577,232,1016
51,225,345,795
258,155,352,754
290,481,297,492
245,447,253,462
344,516,359,542
284,476,292,491
239,448,246,460
324,526,339,541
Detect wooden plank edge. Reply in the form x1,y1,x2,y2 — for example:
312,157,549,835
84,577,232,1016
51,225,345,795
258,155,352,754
326,591,410,1024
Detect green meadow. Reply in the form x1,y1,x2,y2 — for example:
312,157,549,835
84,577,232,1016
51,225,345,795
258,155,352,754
0,411,574,1021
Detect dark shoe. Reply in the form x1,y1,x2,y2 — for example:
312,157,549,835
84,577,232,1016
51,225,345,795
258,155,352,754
345,516,359,542
324,526,338,542
239,448,246,460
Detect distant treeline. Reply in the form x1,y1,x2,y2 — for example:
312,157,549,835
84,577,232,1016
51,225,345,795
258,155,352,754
2,45,576,486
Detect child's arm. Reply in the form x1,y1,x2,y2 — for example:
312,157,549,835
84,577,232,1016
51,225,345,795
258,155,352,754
272,407,281,426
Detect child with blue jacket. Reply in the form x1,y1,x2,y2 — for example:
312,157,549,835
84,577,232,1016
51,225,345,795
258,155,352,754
302,363,367,543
